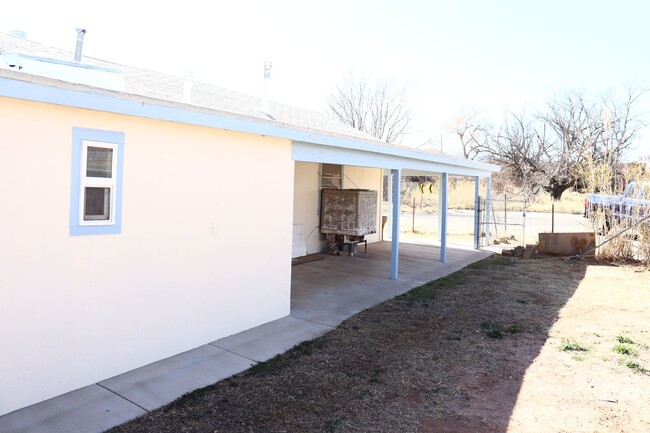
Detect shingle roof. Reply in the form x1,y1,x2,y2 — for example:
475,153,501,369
0,31,381,143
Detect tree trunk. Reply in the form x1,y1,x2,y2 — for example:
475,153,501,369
546,179,574,200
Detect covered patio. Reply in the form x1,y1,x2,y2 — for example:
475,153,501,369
292,241,490,326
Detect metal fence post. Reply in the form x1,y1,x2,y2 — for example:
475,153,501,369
475,195,481,249
551,201,555,233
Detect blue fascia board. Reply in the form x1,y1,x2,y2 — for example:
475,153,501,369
0,75,499,175
0,76,367,150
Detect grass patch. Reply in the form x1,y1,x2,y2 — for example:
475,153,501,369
559,338,589,352
571,355,586,361
399,273,464,302
625,360,648,374
612,344,637,356
616,335,635,344
246,339,326,377
480,321,520,339
488,329,504,339
480,321,492,330
467,256,514,270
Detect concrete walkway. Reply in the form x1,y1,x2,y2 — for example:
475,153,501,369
0,241,490,433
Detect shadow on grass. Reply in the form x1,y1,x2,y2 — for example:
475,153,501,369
108,254,590,433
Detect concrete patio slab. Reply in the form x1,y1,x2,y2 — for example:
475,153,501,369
291,265,414,326
0,384,146,433
211,316,333,362
291,241,490,327
98,345,253,411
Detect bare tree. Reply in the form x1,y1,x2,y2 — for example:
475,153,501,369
541,86,647,197
448,109,491,159
487,111,551,196
484,85,648,200
327,74,414,144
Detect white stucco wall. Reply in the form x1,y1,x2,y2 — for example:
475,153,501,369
292,162,322,255
0,97,294,415
292,162,383,255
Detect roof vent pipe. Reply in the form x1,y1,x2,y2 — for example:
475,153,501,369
261,61,272,113
74,28,86,62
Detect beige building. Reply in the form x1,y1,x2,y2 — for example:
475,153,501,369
0,32,498,416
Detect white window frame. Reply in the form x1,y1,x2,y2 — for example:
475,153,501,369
79,140,118,226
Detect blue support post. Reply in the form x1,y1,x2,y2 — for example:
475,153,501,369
485,177,492,245
390,169,401,280
474,176,480,249
440,172,448,263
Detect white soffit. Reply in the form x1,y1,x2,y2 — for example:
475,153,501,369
291,141,499,178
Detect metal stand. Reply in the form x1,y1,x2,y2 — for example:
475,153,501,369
325,234,367,256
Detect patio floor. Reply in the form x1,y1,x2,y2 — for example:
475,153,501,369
0,241,491,433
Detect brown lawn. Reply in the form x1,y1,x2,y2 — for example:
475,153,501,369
109,256,650,433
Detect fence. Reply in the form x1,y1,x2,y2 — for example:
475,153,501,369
478,196,593,247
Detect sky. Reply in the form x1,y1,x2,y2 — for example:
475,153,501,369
3,0,649,157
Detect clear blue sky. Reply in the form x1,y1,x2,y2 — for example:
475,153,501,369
3,0,649,157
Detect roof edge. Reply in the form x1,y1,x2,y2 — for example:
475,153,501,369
0,69,500,174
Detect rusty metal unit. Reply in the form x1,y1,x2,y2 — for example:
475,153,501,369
320,189,378,236
320,189,377,256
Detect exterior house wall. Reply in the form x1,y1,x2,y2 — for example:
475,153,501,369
0,96,294,415
292,162,322,255
292,162,382,256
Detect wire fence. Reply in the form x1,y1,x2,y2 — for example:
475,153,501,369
479,196,593,247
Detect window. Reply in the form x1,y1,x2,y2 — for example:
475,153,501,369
321,163,342,189
70,128,124,236
80,142,117,223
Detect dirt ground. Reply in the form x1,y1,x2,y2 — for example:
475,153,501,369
109,256,649,433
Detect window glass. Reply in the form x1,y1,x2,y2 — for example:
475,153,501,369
84,187,111,220
86,147,113,178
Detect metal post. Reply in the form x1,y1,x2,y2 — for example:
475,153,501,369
390,169,401,280
485,177,492,245
440,172,448,263
551,202,555,233
476,196,482,249
522,200,527,246
474,176,480,249
504,194,508,230
412,197,416,232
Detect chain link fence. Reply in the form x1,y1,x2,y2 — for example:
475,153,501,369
479,195,593,247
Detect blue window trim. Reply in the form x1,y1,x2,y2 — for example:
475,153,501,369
70,127,125,236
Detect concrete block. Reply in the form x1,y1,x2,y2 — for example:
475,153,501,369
523,244,536,258
538,232,596,256
513,246,525,257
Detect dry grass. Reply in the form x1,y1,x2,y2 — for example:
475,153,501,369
109,256,650,433
399,178,585,214
582,162,650,266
